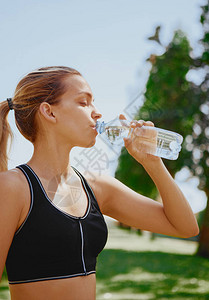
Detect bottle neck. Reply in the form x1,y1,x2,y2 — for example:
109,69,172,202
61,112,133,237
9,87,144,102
96,118,131,134
96,121,106,134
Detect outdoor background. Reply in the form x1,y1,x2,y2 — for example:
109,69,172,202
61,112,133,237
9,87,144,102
1,0,209,299
1,0,207,210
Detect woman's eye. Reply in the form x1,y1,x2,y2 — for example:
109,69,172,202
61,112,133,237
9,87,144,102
80,102,87,106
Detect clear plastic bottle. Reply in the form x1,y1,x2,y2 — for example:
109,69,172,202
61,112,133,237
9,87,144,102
96,117,183,160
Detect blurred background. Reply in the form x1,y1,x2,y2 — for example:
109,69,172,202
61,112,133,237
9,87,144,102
1,0,207,214
1,0,209,299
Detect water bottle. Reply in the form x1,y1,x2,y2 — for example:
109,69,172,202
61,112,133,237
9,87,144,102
96,116,183,160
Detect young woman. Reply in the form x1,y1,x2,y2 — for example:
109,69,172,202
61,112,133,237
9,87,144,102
0,66,199,300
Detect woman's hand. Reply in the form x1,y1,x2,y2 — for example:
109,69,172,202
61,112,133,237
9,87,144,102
119,114,161,166
88,114,199,239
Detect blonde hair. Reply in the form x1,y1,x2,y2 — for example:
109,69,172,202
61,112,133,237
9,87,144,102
0,66,81,171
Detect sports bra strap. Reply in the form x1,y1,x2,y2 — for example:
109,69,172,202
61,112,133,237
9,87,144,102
72,167,102,214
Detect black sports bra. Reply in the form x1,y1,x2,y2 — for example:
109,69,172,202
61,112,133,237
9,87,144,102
6,164,108,284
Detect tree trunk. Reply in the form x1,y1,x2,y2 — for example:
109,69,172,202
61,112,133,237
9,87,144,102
196,188,209,258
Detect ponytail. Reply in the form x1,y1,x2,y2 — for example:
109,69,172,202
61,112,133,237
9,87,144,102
0,100,13,172
0,66,81,171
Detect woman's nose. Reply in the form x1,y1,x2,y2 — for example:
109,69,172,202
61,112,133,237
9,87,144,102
92,106,102,120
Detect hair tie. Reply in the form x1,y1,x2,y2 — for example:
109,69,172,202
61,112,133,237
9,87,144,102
7,98,14,110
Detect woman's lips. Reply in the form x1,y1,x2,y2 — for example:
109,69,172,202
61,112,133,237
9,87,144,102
90,125,98,134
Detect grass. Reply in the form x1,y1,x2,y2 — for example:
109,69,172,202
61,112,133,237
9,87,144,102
96,249,209,299
0,269,10,300
1,219,209,300
96,219,209,300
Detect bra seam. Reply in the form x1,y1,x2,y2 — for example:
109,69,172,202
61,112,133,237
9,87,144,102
72,167,91,219
8,270,96,284
15,166,34,236
86,181,103,215
24,164,91,220
72,167,103,215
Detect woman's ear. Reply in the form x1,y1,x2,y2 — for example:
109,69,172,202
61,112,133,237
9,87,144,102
38,102,57,123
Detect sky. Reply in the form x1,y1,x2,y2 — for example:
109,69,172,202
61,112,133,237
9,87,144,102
0,0,207,212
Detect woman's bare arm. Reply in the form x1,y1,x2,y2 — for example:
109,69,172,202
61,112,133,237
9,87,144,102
0,171,25,281
88,119,199,238
90,160,199,238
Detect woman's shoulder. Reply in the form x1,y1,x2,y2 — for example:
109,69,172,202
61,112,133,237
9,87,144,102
0,167,28,200
86,172,121,189
85,172,112,191
0,168,29,266
85,172,118,213
0,167,25,184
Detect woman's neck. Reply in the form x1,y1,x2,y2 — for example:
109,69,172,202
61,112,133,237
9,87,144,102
27,136,73,180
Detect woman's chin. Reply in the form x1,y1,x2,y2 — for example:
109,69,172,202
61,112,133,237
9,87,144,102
78,138,96,148
86,139,96,148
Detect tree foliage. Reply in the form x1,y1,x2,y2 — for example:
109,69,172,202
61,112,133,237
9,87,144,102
115,30,198,198
194,1,209,258
116,1,209,258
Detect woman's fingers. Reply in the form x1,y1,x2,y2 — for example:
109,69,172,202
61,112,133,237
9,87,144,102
119,114,127,120
129,120,157,139
118,115,155,128
144,121,154,127
130,120,155,128
130,120,145,128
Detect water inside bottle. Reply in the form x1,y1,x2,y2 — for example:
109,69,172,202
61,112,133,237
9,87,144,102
104,126,132,143
96,119,183,160
154,129,183,160
104,125,182,160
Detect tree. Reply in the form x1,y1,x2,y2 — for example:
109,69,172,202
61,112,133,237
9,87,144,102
115,30,200,232
193,1,209,258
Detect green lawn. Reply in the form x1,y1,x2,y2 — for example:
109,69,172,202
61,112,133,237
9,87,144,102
96,249,209,299
96,221,209,299
1,220,209,300
0,268,9,300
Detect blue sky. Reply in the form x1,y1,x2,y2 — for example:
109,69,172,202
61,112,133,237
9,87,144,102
0,0,206,211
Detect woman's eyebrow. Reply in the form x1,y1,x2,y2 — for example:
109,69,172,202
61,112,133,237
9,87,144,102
76,92,95,102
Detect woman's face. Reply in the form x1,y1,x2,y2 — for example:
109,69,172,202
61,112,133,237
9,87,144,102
53,75,102,148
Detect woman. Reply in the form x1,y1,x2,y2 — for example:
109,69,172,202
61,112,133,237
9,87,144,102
0,66,199,300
